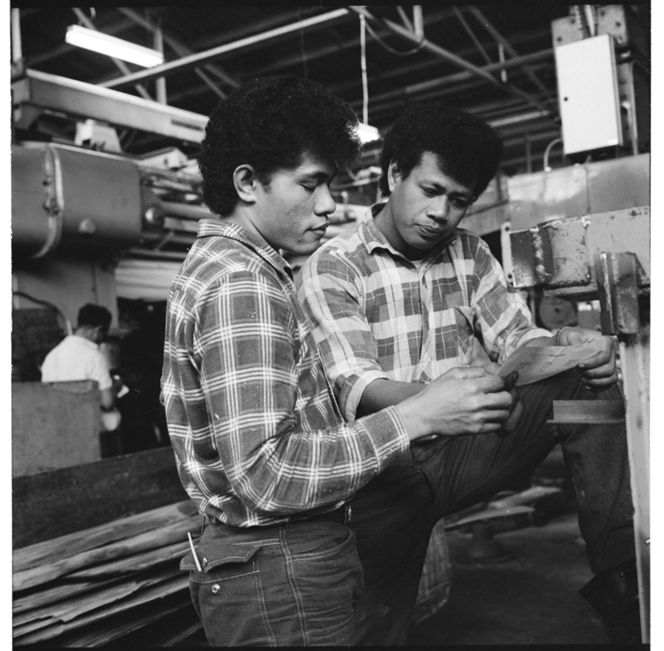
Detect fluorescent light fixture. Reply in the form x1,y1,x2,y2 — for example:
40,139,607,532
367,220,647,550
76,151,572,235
65,25,164,68
357,122,381,145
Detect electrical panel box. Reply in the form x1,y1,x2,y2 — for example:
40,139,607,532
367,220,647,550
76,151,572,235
555,34,622,156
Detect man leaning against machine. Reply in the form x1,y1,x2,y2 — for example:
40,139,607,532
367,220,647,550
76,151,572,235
159,76,524,647
298,102,639,645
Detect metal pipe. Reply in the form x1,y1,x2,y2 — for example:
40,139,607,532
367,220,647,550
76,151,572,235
396,6,413,32
467,7,554,101
117,7,234,97
102,8,352,89
349,6,553,117
349,48,554,113
413,6,424,39
160,201,212,221
125,248,187,261
249,7,457,80
525,133,532,173
153,22,167,104
452,6,492,65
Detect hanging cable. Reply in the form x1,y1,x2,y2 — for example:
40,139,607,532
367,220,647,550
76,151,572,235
297,8,309,79
360,13,369,125
543,137,563,171
364,19,428,57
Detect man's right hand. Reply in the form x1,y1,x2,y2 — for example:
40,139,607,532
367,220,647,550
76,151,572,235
396,366,520,441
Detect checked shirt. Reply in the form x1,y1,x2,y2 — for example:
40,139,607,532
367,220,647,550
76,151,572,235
160,219,410,528
297,204,551,422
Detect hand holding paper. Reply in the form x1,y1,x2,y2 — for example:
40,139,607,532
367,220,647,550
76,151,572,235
497,339,606,386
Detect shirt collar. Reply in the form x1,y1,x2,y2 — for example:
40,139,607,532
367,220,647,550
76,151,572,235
358,203,458,265
197,219,293,280
69,334,99,350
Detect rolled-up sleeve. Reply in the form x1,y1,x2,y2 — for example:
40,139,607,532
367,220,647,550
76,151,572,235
192,269,407,516
471,239,551,362
298,250,389,421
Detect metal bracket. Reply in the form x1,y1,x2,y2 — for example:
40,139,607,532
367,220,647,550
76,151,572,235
547,400,625,425
595,251,640,335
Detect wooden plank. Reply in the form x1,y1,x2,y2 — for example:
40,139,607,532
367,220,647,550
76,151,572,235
548,399,625,424
13,499,197,572
14,516,200,591
66,540,190,580
13,446,189,548
51,592,194,648
13,540,190,614
14,574,190,645
13,566,182,631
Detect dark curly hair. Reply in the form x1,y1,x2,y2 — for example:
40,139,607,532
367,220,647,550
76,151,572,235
77,304,112,332
199,75,361,217
378,103,503,199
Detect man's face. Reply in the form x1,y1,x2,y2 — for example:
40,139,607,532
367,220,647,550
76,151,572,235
253,152,337,256
377,151,476,260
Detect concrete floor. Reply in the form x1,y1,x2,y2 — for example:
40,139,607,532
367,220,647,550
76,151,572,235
408,510,611,646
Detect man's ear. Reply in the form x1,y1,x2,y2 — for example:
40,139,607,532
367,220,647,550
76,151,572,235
232,164,260,204
387,160,401,193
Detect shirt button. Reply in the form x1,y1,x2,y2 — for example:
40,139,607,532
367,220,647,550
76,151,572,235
211,584,220,594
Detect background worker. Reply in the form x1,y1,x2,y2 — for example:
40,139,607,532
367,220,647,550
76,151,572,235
298,102,638,645
41,303,122,432
160,76,523,647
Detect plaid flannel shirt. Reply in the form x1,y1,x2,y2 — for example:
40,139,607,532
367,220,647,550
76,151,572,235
160,219,410,528
297,204,551,422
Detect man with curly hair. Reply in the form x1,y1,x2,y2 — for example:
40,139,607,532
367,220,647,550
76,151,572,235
298,103,638,645
160,78,524,646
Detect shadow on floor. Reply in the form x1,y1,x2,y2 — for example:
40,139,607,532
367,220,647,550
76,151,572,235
408,510,612,646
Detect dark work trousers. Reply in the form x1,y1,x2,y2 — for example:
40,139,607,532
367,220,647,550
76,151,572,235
182,514,363,646
350,370,635,645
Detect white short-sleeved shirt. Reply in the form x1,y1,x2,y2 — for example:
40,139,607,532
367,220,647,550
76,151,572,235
40,335,113,390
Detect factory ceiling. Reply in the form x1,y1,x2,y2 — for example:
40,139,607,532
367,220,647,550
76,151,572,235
12,4,651,177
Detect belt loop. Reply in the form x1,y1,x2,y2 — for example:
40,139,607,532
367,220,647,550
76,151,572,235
344,504,352,525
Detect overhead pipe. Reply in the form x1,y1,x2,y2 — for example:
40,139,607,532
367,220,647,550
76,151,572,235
349,48,554,116
466,7,554,101
248,6,457,79
71,8,153,101
348,6,554,118
452,6,492,65
102,8,352,90
117,7,235,98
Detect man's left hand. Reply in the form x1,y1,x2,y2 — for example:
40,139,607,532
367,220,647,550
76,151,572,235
558,327,618,392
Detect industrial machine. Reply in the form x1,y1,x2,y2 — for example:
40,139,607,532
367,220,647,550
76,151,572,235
11,4,650,645
504,6,650,642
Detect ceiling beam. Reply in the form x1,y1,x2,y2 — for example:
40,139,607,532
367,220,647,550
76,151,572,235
347,48,555,117
452,6,493,65
101,8,353,90
71,8,153,101
466,6,554,103
349,6,555,119
116,7,237,96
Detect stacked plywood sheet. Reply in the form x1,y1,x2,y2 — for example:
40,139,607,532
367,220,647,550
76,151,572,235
13,499,203,647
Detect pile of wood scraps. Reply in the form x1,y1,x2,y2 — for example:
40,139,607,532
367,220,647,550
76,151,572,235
13,499,203,647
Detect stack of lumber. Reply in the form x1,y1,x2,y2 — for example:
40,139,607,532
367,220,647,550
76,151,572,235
13,499,203,647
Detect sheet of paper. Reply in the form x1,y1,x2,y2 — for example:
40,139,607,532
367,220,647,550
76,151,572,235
497,340,604,386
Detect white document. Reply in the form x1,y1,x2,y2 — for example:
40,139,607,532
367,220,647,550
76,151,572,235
497,340,604,386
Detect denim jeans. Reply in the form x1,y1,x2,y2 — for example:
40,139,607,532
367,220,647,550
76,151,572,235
182,516,363,646
350,370,635,645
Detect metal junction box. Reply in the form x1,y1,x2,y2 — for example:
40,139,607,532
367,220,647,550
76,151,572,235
555,34,623,156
